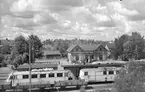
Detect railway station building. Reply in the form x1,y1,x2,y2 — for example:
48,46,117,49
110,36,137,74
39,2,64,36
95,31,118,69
67,44,110,63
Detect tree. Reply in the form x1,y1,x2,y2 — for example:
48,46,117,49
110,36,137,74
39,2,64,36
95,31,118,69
123,32,145,60
0,45,11,54
28,34,43,59
115,61,145,92
14,35,28,54
130,32,145,59
0,54,4,64
22,53,29,63
113,34,129,60
12,55,23,68
0,54,6,67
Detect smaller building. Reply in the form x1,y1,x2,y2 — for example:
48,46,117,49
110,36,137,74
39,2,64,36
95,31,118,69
43,51,61,59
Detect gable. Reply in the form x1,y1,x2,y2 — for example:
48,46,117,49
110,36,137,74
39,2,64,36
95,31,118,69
95,45,108,52
71,45,83,52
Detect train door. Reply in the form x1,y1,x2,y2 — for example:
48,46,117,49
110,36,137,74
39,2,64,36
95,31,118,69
107,70,115,81
103,70,108,82
10,75,17,87
83,71,89,82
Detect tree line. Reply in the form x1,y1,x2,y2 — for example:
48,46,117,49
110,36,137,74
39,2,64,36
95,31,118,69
0,31,145,67
0,35,43,67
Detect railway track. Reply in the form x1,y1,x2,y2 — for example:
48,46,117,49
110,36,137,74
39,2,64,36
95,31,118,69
2,82,114,92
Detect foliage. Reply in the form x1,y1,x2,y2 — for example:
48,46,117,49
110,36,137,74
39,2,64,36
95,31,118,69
115,61,145,92
14,35,28,54
0,53,4,63
22,53,29,63
113,32,145,60
0,54,6,67
0,45,11,54
28,34,43,59
112,34,129,60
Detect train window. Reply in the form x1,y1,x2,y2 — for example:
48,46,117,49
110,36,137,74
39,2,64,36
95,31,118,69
40,74,46,78
109,71,114,75
49,73,54,77
84,72,88,76
103,71,107,75
32,74,37,78
64,73,68,77
116,70,120,74
23,75,29,79
57,73,63,77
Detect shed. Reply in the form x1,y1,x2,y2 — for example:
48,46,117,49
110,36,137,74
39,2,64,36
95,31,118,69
43,51,61,59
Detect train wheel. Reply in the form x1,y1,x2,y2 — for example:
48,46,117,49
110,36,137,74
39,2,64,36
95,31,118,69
40,88,45,92
23,89,28,92
80,86,85,92
60,86,65,89
76,85,81,89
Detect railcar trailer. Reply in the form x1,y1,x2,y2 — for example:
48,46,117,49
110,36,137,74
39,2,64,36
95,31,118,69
62,63,126,78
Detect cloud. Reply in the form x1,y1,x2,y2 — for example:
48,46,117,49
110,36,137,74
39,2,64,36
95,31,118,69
33,11,57,25
11,0,84,13
119,0,145,21
1,15,37,29
1,0,145,40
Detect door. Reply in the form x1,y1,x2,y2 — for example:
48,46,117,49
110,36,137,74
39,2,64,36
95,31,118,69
108,70,115,81
99,55,103,60
10,75,17,87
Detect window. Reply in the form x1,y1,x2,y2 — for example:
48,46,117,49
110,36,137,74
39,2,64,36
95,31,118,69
49,73,54,77
23,75,29,79
103,71,107,75
100,48,102,51
57,73,63,77
116,70,120,74
31,74,37,78
40,74,46,78
109,71,114,75
91,55,94,59
84,72,88,76
64,73,68,77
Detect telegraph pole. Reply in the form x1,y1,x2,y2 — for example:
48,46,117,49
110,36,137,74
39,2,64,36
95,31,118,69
29,41,32,92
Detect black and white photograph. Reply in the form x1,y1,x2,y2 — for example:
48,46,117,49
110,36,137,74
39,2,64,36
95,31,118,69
0,0,145,92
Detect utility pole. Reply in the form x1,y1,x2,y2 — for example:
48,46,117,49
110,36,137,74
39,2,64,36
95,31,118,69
29,41,32,92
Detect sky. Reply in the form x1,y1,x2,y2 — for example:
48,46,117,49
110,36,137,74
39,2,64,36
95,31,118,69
0,0,145,41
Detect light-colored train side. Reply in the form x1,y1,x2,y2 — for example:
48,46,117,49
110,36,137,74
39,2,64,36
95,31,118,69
79,67,121,83
6,69,75,87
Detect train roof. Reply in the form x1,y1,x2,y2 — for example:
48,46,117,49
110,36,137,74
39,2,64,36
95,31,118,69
62,63,125,68
80,68,104,72
80,67,121,72
13,69,70,75
16,61,125,71
17,63,58,71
